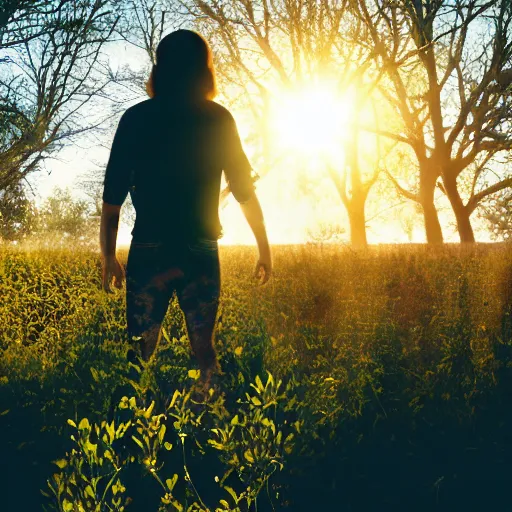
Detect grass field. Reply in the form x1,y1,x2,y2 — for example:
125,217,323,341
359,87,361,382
1,243,511,511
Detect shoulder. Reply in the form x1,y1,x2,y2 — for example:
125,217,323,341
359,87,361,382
122,98,154,122
201,100,236,124
113,99,160,137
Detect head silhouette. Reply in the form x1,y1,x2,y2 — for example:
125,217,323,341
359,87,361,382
147,29,217,100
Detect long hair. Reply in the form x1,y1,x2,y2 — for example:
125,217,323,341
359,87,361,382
146,30,217,100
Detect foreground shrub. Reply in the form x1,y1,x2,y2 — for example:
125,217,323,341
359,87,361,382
43,372,301,511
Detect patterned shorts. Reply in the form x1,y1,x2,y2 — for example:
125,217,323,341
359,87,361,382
125,238,221,340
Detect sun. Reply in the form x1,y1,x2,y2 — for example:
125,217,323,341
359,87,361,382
268,82,353,162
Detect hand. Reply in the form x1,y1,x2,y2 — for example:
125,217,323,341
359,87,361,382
254,252,272,286
102,255,125,293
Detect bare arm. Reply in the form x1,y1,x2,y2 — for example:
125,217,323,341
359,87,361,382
240,192,272,285
220,108,270,283
100,201,125,292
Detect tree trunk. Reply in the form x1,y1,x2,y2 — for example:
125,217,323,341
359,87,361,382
347,196,368,248
419,169,443,244
422,201,444,244
443,175,476,243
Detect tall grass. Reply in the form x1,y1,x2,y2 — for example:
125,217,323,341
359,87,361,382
0,243,511,511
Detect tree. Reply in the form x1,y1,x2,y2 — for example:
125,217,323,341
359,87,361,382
180,0,388,247
0,0,120,195
32,187,99,247
436,0,512,242
0,181,35,241
355,0,512,243
479,181,512,241
105,0,186,102
327,82,399,247
118,0,184,64
478,130,512,243
0,1,76,50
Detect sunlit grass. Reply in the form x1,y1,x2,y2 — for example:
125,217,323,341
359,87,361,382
1,243,511,510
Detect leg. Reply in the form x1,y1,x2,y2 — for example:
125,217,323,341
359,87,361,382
179,278,220,373
126,244,183,362
177,240,221,384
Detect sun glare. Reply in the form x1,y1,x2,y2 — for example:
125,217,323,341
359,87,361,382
268,82,353,161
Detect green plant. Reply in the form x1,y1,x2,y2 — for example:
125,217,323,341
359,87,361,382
44,372,299,512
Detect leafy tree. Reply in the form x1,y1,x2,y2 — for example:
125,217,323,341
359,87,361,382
0,181,35,241
32,187,99,247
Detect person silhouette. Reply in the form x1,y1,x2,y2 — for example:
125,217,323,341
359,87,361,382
99,30,271,390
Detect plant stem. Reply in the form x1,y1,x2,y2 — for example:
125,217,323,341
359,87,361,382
181,437,209,511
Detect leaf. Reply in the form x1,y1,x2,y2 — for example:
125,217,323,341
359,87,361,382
263,400,277,410
144,401,155,419
166,474,178,491
67,419,76,428
62,499,73,511
78,418,90,430
53,459,68,469
224,486,239,503
284,433,295,447
85,440,98,455
158,424,166,444
244,449,254,463
161,326,171,343
251,396,262,406
131,436,144,449
208,440,225,450
90,367,99,382
188,369,200,380
230,414,239,425
171,500,183,512
168,390,180,410
255,375,264,391
0,409,10,416
106,420,115,444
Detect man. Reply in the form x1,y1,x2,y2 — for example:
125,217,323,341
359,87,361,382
100,30,272,390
